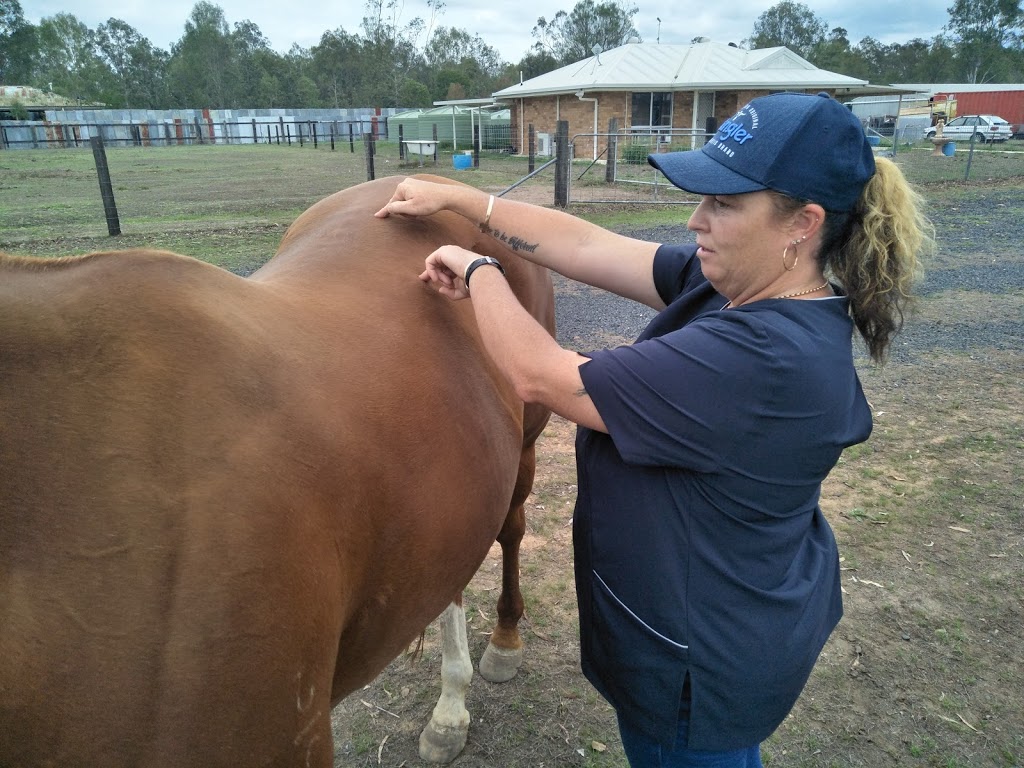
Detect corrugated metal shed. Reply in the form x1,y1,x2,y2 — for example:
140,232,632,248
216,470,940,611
493,41,869,99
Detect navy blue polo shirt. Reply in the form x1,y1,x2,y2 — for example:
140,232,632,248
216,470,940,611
574,243,871,751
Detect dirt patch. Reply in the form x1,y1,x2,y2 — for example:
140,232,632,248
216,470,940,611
333,347,1022,767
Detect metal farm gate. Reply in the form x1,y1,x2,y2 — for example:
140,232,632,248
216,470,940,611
566,126,711,205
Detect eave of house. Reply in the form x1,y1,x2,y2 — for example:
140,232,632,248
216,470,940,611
492,41,876,100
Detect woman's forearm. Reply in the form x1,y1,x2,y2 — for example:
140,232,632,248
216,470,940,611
384,179,665,309
467,191,663,308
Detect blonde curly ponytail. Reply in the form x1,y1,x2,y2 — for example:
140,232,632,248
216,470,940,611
819,157,933,363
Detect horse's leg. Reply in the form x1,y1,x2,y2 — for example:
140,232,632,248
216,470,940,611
419,597,473,764
478,442,535,683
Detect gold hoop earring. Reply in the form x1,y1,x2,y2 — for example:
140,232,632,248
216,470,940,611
783,242,799,271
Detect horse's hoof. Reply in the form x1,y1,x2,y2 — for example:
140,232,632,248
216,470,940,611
419,719,469,764
479,642,522,683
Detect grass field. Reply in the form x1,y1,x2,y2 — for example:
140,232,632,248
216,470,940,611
2,144,1022,768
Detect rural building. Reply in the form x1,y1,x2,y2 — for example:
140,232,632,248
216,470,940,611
848,83,1024,138
491,40,891,159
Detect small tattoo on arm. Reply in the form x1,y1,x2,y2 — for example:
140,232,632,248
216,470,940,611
575,387,588,398
488,227,540,254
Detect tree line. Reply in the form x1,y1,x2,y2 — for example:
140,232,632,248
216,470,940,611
1,0,1021,111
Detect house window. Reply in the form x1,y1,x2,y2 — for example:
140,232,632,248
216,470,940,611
631,92,672,130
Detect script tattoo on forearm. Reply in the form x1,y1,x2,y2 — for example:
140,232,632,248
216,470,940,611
487,227,539,254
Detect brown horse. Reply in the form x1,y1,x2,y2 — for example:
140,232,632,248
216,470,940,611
0,175,554,766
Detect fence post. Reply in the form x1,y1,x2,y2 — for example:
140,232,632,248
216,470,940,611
90,136,121,236
399,125,405,160
605,117,618,183
312,122,318,149
364,132,375,181
349,124,355,153
194,117,204,145
432,124,438,165
473,124,480,168
965,132,977,181
554,120,569,208
528,124,535,174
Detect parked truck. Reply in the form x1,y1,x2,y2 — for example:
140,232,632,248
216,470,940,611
932,89,1024,138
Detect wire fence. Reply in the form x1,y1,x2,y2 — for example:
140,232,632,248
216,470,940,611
566,129,1024,204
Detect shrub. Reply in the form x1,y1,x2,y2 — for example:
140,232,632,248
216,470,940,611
622,143,649,164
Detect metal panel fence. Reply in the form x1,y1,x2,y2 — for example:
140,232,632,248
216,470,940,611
2,118,379,150
0,107,402,151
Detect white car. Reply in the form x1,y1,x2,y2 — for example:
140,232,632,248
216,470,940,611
925,115,1013,143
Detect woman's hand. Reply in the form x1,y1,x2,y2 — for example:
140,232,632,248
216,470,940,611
374,178,452,220
419,245,478,301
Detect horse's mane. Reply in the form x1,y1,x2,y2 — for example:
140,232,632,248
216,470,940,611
0,251,108,271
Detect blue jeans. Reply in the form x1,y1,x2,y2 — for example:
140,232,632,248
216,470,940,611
617,712,764,768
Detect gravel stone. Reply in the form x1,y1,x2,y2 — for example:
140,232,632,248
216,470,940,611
556,200,1023,364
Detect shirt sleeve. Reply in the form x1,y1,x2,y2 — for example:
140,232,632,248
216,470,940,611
652,243,704,307
579,311,778,471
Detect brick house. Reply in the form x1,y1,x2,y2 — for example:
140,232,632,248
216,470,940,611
491,40,881,160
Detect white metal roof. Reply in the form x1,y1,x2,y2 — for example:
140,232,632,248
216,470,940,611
492,41,869,99
892,83,1024,95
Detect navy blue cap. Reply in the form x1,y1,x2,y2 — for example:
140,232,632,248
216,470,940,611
648,92,875,212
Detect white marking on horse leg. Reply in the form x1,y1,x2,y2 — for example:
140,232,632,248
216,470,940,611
419,602,472,764
479,640,523,683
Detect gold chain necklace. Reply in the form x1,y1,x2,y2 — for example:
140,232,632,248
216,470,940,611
723,280,831,309
774,280,831,300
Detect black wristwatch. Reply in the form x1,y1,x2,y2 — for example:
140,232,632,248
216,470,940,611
463,256,506,293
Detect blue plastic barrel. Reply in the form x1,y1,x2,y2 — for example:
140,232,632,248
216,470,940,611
942,141,956,157
453,154,473,170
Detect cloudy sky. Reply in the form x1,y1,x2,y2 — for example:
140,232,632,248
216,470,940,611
22,0,949,64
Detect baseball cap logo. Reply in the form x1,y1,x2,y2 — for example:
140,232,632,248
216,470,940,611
715,105,758,145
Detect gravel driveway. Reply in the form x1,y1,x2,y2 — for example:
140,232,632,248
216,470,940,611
555,191,1023,362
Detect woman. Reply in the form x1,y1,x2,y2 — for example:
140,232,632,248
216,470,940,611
375,92,930,767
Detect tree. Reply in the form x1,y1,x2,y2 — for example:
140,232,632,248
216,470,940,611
310,28,366,107
167,2,234,107
1,0,38,83
531,0,640,65
945,0,1024,80
34,13,111,104
230,20,287,106
808,27,855,74
359,0,432,106
398,77,432,107
506,49,560,83
748,1,827,59
95,18,169,107
423,27,504,99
